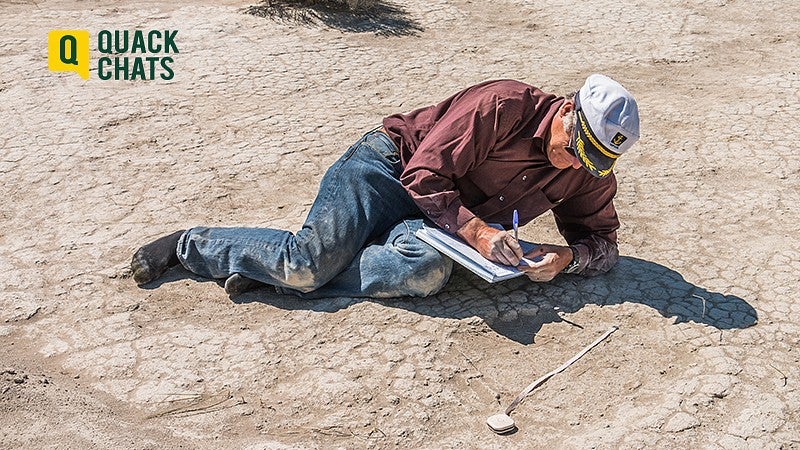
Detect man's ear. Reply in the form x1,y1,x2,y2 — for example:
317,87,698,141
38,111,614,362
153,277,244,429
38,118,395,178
560,99,575,115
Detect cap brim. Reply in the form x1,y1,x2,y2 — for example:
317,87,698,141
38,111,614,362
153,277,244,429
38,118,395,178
572,109,619,178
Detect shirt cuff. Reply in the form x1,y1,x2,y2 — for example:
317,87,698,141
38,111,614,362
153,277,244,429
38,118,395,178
573,243,591,274
431,204,476,234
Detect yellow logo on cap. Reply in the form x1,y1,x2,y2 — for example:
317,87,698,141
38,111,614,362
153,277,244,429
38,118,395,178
48,30,90,80
611,132,627,148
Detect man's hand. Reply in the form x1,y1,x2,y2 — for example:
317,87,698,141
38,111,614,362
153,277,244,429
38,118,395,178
518,244,573,282
457,217,523,266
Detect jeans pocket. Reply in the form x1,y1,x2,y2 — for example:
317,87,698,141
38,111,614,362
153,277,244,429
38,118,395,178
379,147,401,165
340,139,363,162
365,137,401,165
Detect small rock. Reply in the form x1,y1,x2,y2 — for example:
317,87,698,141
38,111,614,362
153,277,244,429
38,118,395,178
664,412,700,432
499,309,518,322
727,403,786,437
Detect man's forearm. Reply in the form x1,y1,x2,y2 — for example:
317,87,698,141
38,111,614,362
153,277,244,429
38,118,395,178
456,216,489,248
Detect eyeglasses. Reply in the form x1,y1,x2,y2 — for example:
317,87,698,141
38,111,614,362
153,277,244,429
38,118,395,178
565,106,580,156
565,128,577,155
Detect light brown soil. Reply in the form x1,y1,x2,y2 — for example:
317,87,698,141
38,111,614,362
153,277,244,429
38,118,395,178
1,0,798,448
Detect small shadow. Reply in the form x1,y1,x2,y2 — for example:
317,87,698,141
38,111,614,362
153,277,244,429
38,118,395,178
136,265,238,292
227,256,758,344
244,0,423,36
135,266,207,290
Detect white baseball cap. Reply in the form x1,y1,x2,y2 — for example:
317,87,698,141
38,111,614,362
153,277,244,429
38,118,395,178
572,74,640,178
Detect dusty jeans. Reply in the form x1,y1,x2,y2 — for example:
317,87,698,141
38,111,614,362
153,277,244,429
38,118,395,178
177,130,452,298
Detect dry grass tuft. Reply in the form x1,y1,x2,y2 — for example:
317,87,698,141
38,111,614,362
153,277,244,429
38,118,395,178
245,0,423,36
264,0,375,12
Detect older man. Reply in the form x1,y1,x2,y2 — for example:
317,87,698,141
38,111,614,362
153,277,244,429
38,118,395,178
131,74,640,298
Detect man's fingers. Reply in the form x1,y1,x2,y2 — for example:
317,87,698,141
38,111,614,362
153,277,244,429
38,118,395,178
507,236,524,259
485,231,521,265
489,234,521,265
518,264,551,282
518,244,572,282
502,235,523,265
494,245,519,266
526,257,549,269
501,249,521,266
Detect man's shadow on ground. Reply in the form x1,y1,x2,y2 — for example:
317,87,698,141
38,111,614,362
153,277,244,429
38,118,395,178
227,256,757,344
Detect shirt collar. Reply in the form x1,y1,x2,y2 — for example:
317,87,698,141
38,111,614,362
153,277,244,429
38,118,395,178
521,97,565,159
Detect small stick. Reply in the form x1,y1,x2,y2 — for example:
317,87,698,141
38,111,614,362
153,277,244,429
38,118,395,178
146,391,234,419
486,326,619,434
174,396,244,418
692,294,707,319
769,364,788,387
458,349,482,374
504,325,618,415
557,315,585,330
457,349,485,385
553,306,583,329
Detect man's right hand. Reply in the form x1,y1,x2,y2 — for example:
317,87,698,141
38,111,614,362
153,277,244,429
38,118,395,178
457,217,523,266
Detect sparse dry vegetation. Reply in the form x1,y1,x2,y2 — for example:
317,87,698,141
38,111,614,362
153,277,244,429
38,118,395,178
246,0,422,35
266,0,375,11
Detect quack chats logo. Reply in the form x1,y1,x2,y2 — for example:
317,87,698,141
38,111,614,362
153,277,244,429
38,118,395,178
48,29,178,81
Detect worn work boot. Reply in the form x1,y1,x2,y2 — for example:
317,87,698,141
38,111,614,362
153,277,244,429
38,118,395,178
131,230,185,285
224,273,264,296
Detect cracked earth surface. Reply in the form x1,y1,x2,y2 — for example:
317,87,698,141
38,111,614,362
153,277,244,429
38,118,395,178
1,0,799,448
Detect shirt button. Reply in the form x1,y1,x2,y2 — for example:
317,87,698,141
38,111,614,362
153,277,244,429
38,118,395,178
499,196,504,201
444,224,450,230
522,175,527,181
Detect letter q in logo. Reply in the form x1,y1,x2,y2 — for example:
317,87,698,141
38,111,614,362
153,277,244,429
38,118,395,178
48,30,90,80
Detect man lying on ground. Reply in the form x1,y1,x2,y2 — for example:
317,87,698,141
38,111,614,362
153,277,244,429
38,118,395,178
131,74,640,299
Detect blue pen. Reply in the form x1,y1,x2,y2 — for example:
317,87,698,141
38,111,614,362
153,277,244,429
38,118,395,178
512,209,519,243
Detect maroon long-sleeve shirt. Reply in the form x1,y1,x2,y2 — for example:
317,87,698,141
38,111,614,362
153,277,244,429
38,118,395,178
382,79,620,275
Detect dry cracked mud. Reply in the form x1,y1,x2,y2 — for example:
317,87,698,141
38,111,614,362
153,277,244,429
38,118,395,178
1,0,799,448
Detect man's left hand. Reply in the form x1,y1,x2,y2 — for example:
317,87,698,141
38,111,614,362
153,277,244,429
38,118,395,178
518,244,573,282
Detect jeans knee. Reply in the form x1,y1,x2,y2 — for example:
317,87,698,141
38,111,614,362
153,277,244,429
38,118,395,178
281,233,344,292
402,250,453,297
282,262,329,293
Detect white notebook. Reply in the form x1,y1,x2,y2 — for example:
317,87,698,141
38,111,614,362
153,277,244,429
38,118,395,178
415,224,540,283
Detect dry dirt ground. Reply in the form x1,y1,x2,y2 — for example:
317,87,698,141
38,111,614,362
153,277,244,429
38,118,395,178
1,0,799,448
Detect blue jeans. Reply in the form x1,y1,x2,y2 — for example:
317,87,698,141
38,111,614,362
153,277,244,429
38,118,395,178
177,130,453,298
